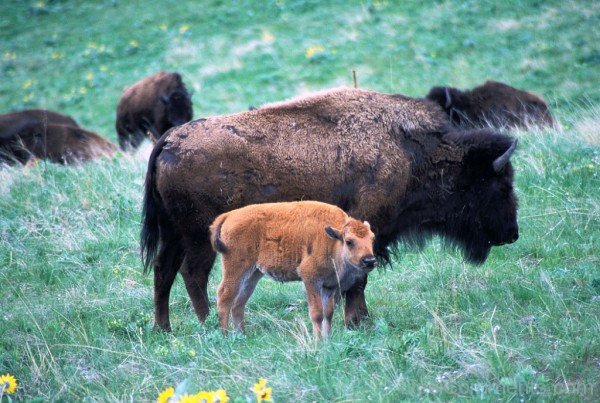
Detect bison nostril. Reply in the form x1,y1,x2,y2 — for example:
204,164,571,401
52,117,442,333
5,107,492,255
361,256,377,268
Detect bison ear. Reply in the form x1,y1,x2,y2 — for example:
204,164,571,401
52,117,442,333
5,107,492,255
325,226,343,241
363,221,370,229
160,94,169,104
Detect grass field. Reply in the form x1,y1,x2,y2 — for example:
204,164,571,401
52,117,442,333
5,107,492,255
1,0,599,401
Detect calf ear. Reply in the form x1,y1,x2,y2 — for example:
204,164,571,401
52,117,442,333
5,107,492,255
325,226,343,241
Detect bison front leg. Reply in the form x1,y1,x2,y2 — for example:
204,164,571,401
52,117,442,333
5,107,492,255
321,289,337,338
304,280,325,339
343,275,369,328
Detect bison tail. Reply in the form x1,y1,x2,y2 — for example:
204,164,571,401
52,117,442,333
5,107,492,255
209,215,228,254
140,135,168,274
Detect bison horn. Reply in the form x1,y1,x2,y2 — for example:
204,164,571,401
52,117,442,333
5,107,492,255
444,87,452,109
493,139,518,173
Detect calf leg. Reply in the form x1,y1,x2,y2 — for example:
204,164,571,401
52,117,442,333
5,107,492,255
153,241,184,331
344,275,369,327
180,237,216,323
321,289,337,338
216,260,250,332
303,280,324,338
231,270,263,332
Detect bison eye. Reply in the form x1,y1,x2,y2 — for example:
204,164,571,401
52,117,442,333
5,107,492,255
345,239,354,248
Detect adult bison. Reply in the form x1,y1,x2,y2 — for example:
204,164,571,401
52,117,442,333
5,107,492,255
115,71,193,151
0,109,80,134
0,121,116,165
141,87,519,331
426,80,555,130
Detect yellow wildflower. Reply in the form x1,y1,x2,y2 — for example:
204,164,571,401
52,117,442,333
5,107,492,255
78,86,87,95
87,42,97,49
34,1,46,8
50,52,64,59
188,349,196,358
305,45,325,59
179,24,190,34
261,31,275,42
252,378,272,402
196,391,215,402
23,93,35,102
214,389,229,402
129,39,139,48
22,79,34,89
160,23,168,31
0,373,17,394
157,386,174,403
179,393,200,403
98,44,107,53
86,72,94,81
99,65,108,72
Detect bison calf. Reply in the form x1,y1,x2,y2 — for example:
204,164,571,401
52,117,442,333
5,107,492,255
115,71,193,150
210,201,376,338
426,80,555,130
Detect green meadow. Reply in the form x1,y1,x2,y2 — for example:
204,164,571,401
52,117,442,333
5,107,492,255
1,0,599,401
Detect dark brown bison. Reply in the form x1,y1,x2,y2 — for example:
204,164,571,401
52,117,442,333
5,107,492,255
0,109,80,134
141,87,519,332
115,71,193,151
0,121,116,165
426,80,555,129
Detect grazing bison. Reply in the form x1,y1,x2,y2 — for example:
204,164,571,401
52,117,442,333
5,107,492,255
0,122,116,165
210,201,376,337
115,71,193,150
426,80,555,129
141,87,519,332
1,109,80,135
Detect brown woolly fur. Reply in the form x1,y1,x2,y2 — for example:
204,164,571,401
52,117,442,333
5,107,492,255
209,201,376,338
1,109,79,140
115,71,193,151
426,80,555,130
0,121,116,165
141,87,519,331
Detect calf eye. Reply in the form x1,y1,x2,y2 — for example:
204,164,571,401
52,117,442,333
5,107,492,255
345,239,354,248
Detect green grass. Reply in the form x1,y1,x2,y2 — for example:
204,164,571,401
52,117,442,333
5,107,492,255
1,0,599,401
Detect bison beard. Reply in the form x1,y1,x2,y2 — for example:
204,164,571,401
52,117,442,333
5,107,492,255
141,87,519,331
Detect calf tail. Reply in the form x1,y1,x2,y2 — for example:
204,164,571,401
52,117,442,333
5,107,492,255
140,134,169,274
210,215,228,254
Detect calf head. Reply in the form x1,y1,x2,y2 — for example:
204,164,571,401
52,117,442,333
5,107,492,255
161,88,193,128
443,130,519,264
325,219,376,271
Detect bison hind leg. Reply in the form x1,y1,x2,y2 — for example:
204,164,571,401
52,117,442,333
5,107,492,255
180,237,217,324
231,269,263,332
153,240,185,332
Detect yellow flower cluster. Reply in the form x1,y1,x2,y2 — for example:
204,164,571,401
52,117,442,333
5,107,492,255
179,25,190,34
252,378,272,402
305,45,325,59
157,387,228,403
0,373,17,395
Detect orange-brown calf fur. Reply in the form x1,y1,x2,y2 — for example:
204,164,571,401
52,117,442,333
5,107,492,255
209,201,376,337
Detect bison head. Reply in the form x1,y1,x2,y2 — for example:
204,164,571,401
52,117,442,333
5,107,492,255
443,130,519,264
426,86,468,126
161,88,193,128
